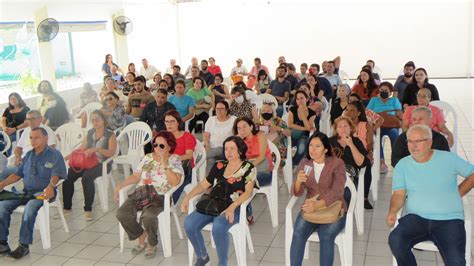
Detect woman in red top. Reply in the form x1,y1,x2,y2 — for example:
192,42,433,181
207,57,222,75
164,110,197,203
234,117,272,223
351,68,379,105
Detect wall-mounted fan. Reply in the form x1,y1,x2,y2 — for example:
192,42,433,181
37,18,59,42
113,16,133,36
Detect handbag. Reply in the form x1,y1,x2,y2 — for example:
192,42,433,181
378,110,401,128
302,194,344,224
196,194,232,216
68,150,99,172
130,185,161,210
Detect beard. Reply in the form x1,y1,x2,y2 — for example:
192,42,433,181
404,73,413,78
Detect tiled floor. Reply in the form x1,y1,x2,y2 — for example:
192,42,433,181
0,78,472,265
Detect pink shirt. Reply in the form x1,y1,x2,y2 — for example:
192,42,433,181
403,104,445,132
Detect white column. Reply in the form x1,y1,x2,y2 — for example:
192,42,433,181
470,1,474,78
112,9,130,71
34,6,57,87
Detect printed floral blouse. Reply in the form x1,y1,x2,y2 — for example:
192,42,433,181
135,153,184,195
206,160,258,203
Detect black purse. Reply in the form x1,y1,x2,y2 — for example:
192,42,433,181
196,179,232,216
130,185,160,210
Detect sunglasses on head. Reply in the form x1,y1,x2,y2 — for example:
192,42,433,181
153,143,166,149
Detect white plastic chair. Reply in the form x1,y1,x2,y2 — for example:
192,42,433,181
258,94,279,109
430,100,458,153
76,102,103,131
285,178,356,266
392,196,471,266
191,140,206,186
354,167,366,236
370,127,381,201
6,179,69,249
112,121,153,180
319,99,332,136
281,113,293,193
90,145,119,213
55,123,84,158
187,191,255,266
254,141,281,228
118,176,184,257
184,113,196,132
0,131,11,154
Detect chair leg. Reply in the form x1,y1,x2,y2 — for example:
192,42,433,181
303,241,309,259
270,190,278,228
246,225,254,253
172,209,184,239
119,224,125,252
53,201,69,232
188,240,194,266
158,213,172,257
37,206,51,249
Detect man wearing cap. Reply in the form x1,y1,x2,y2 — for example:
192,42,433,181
230,59,248,85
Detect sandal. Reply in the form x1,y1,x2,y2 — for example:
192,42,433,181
144,245,157,259
131,244,146,256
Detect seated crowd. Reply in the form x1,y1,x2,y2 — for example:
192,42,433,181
0,54,472,266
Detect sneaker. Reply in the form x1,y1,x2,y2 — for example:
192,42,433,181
364,199,374,210
84,211,93,221
380,163,388,174
195,255,210,266
9,244,29,259
0,242,10,255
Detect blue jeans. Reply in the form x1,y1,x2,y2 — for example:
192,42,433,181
247,171,272,217
290,213,346,266
291,132,308,166
276,104,284,118
172,160,192,204
184,208,240,266
0,198,44,245
389,214,466,266
380,128,399,159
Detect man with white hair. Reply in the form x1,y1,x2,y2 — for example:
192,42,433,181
387,124,474,266
140,58,160,81
391,106,449,167
0,110,56,180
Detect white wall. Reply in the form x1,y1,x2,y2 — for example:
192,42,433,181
1,0,472,81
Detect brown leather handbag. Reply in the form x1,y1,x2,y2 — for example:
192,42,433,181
302,194,344,224
378,110,402,128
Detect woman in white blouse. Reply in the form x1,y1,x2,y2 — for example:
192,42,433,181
203,100,236,172
114,131,184,259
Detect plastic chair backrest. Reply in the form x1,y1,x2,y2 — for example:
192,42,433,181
0,131,11,154
258,94,278,108
79,102,103,129
430,100,458,153
55,123,84,157
117,121,153,157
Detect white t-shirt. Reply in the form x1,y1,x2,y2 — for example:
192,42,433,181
231,66,249,76
245,90,259,106
313,161,325,183
140,65,160,80
17,124,57,157
204,116,236,148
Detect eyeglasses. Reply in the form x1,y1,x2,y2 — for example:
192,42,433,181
153,143,166,149
104,97,114,102
26,117,41,121
406,138,430,144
